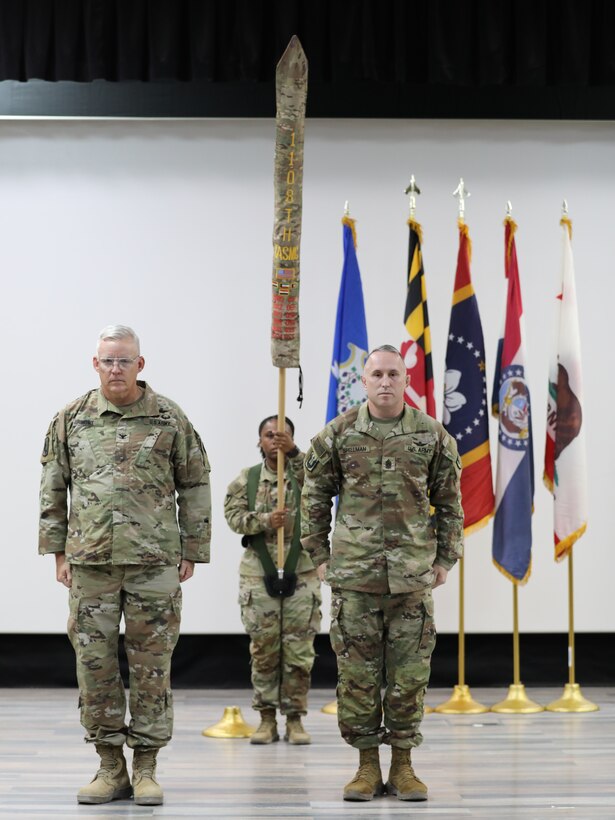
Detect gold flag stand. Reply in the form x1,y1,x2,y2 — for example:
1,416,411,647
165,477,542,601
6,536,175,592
435,557,488,714
546,549,598,713
491,586,543,713
321,701,337,715
202,706,255,739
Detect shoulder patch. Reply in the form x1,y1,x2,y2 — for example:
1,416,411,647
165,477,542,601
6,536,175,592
305,451,320,472
40,417,59,464
311,435,330,459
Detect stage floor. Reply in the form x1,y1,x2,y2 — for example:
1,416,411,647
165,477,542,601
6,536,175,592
1,687,614,818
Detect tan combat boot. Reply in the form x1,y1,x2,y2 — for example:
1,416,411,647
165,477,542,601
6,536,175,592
284,715,311,745
77,744,132,804
343,747,385,801
250,709,279,745
132,747,164,806
386,746,428,801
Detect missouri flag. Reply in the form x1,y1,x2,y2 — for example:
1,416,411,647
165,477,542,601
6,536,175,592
492,217,534,584
443,221,494,535
544,216,587,560
401,219,436,417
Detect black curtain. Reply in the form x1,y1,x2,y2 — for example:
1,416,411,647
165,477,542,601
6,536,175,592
2,0,615,117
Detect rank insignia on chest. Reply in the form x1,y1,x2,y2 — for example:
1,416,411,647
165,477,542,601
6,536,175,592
383,457,396,471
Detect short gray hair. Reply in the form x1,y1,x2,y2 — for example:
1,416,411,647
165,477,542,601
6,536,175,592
97,325,140,355
365,344,403,366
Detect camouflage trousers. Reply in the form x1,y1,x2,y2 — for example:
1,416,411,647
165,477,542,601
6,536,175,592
329,587,435,749
239,570,321,715
68,564,182,749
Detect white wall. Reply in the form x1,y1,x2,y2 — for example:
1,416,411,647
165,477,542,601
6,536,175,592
0,117,611,635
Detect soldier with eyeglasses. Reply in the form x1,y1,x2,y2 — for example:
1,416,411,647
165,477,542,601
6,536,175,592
38,324,211,806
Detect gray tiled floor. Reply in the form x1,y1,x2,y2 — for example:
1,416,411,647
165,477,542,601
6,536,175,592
1,687,614,819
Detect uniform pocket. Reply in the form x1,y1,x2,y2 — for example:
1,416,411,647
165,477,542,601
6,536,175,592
125,589,181,653
309,591,322,635
418,595,436,656
134,429,175,467
238,586,257,634
68,592,121,650
170,588,183,619
328,595,345,656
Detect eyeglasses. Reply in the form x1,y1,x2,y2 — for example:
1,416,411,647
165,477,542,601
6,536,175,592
97,357,139,370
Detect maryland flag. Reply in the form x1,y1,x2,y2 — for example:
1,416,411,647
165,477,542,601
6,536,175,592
401,219,436,417
443,221,494,534
544,217,587,560
491,217,534,584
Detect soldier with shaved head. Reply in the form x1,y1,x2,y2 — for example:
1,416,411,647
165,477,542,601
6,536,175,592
301,345,463,803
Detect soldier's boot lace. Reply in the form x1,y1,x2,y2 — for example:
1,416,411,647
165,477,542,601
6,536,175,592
386,746,428,801
343,747,385,801
132,747,164,806
250,709,279,745
284,715,311,745
77,744,132,804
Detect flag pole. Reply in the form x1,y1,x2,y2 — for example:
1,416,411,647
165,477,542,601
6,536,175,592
490,582,543,713
277,367,286,573
400,176,433,715
546,548,597,711
270,35,307,573
543,205,596,713
436,179,487,715
204,37,307,739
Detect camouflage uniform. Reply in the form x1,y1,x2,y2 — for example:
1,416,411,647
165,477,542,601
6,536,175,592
39,381,211,749
301,403,463,749
224,452,321,716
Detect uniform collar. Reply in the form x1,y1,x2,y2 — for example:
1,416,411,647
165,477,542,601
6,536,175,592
260,460,291,482
97,381,158,418
354,402,425,437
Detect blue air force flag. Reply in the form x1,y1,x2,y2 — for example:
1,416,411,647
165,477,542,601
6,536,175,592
326,216,369,423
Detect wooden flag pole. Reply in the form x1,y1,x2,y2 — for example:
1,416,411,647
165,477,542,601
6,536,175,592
204,35,307,741
276,367,286,573
270,35,307,568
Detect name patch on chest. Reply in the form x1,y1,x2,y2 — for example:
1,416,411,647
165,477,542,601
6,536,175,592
383,457,396,471
343,446,368,453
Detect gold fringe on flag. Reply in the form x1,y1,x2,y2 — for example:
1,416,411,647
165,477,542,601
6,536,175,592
342,215,357,249
463,512,493,538
492,556,531,586
457,219,472,262
407,217,423,245
560,215,573,240
504,216,518,260
555,522,587,562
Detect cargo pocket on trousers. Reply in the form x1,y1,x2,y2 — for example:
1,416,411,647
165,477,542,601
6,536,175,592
308,591,322,636
239,587,257,634
329,595,346,657
418,595,436,657
67,592,79,649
